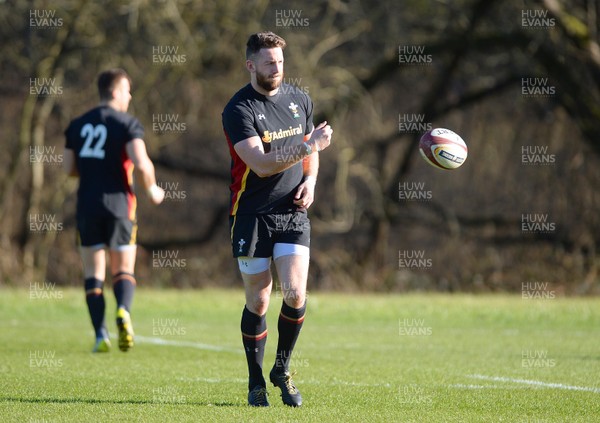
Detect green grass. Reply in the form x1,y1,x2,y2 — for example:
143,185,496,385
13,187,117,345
1,288,599,422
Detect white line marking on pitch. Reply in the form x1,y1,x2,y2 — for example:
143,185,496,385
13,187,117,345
135,335,242,354
178,376,392,388
449,384,506,390
468,374,600,394
178,377,247,384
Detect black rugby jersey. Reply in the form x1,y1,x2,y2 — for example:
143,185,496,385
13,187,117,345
222,83,314,215
65,105,144,219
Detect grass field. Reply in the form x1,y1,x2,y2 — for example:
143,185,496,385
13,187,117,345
1,287,599,422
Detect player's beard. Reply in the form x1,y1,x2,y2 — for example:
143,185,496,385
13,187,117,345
256,69,283,92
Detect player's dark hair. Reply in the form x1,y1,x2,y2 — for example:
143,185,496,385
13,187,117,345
246,32,286,59
97,68,131,100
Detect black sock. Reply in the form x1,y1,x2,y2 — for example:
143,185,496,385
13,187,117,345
84,277,106,338
241,306,267,390
112,272,136,312
274,301,306,373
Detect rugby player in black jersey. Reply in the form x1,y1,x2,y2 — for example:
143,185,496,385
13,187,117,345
64,69,164,353
223,32,333,407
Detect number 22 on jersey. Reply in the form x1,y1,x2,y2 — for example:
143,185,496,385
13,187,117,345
79,123,107,159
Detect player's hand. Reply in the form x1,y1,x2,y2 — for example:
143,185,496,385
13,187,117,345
147,184,165,205
310,121,333,152
294,176,316,209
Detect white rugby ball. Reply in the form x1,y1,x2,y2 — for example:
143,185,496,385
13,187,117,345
419,128,468,170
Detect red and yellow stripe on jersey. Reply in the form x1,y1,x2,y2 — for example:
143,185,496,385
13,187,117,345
225,130,251,217
121,149,137,221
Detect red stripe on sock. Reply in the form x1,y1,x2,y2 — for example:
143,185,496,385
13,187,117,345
113,274,137,286
279,312,305,324
242,329,268,341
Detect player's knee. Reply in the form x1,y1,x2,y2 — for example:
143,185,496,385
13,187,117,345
248,295,270,316
283,291,305,309
112,271,137,284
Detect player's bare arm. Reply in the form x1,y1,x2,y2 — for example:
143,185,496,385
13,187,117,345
293,130,320,209
234,121,332,178
62,148,79,177
125,138,164,205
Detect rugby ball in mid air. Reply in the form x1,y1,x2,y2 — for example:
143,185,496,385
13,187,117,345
419,128,467,170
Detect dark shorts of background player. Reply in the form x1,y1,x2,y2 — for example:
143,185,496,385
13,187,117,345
229,211,310,258
76,216,137,249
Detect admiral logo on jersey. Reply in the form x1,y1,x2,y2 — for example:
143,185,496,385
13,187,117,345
261,124,303,143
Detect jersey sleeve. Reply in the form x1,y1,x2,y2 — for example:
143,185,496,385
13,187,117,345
303,94,314,135
64,122,76,149
222,103,258,145
126,117,144,142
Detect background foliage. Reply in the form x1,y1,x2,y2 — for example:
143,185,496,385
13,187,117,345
2,0,599,293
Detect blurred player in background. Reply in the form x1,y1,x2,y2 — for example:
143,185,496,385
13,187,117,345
223,32,333,407
63,68,164,353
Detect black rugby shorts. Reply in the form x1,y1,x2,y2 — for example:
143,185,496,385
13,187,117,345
229,211,310,258
77,216,137,249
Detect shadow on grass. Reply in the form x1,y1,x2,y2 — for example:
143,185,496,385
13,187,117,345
0,396,240,407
